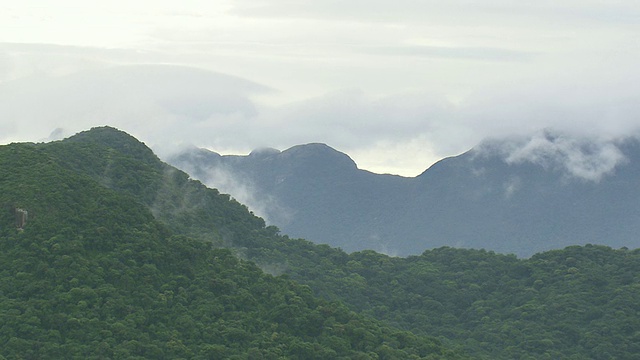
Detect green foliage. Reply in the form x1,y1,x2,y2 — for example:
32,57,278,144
43,127,266,248
7,126,640,359
259,243,640,359
0,130,461,359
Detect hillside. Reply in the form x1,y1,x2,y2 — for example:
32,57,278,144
169,144,411,254
5,126,640,359
169,134,640,257
252,244,640,359
0,130,459,359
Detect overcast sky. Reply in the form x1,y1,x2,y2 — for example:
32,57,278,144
1,1,640,176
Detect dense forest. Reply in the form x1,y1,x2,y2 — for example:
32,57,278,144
0,136,460,358
1,126,639,359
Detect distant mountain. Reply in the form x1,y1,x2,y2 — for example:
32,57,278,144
169,133,640,257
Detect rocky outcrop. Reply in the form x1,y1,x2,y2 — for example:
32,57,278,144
14,207,27,230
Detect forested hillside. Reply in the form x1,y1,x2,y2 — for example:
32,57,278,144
3,126,640,359
250,243,640,359
0,132,459,359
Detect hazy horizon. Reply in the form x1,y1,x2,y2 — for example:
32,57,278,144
2,1,640,176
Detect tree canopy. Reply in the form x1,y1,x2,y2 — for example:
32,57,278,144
2,126,638,359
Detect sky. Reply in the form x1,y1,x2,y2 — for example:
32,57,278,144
1,1,640,176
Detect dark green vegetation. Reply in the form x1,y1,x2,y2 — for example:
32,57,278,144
253,244,640,359
0,129,459,359
169,136,640,257
2,126,639,359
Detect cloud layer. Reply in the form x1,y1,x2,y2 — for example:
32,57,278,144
1,58,640,176
482,131,629,182
1,1,640,175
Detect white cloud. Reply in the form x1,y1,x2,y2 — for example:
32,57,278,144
362,45,534,62
0,64,268,146
175,160,293,226
232,0,640,26
1,1,640,176
480,131,629,182
503,176,522,198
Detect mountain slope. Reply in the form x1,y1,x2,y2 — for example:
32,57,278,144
169,135,640,257
169,144,412,254
249,241,640,359
70,128,640,359
8,127,640,359
0,130,460,359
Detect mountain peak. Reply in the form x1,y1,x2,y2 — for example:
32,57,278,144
65,126,160,165
249,147,281,157
281,143,358,170
68,125,134,141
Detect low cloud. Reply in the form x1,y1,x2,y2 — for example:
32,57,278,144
261,89,450,148
175,160,293,226
0,63,269,147
0,51,12,82
479,131,628,182
363,45,534,62
2,43,640,178
232,0,640,26
503,176,522,198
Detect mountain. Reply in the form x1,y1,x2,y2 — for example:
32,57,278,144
168,134,640,257
0,128,459,359
170,143,413,254
4,126,640,359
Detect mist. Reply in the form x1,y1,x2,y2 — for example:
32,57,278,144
169,155,293,227
477,130,630,182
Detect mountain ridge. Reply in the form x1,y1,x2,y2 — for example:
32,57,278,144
4,126,640,359
0,126,460,359
169,133,640,257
